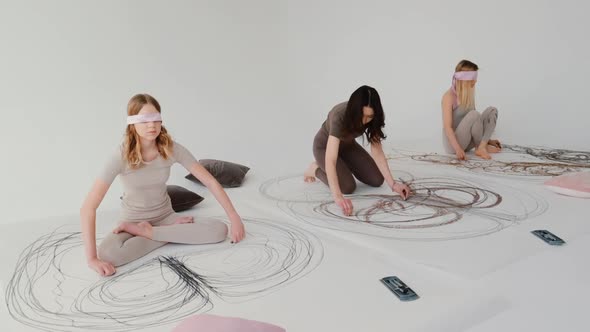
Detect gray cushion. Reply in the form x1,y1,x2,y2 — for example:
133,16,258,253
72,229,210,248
167,185,205,212
186,159,250,188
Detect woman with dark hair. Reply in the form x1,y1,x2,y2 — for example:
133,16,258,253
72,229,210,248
304,85,411,216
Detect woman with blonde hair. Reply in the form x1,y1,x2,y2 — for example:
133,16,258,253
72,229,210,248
80,93,245,276
441,60,501,160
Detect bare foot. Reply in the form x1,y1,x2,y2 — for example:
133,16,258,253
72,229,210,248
488,139,502,149
486,145,501,153
174,215,194,225
475,148,492,160
304,161,319,182
113,221,153,239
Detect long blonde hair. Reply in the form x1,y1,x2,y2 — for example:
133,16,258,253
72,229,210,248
123,94,173,169
454,60,479,110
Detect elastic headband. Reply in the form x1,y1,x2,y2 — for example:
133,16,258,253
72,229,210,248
127,112,162,125
453,71,478,81
451,70,478,95
451,70,478,108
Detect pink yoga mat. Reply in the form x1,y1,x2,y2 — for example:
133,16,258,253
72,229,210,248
544,171,590,198
172,314,286,332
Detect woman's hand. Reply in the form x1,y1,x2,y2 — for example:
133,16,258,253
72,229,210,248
392,182,411,200
229,213,245,243
455,148,466,160
88,257,115,276
335,196,353,216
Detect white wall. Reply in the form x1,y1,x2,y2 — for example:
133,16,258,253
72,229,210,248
286,0,590,149
1,0,588,224
0,0,287,223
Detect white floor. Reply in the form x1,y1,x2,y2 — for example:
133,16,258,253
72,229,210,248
2,1,589,331
1,143,588,332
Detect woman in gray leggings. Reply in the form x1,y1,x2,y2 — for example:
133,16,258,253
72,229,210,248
80,94,245,277
442,60,501,160
303,85,411,216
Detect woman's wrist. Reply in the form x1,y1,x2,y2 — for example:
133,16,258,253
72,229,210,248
228,211,242,223
388,179,397,189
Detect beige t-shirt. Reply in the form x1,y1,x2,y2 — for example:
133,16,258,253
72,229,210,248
99,141,197,218
321,101,365,143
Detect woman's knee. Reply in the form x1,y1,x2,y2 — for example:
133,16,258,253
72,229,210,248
97,241,126,267
465,109,482,122
340,180,357,194
484,106,498,113
483,106,498,119
207,220,229,243
365,173,384,187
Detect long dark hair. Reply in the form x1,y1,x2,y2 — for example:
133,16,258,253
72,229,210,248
343,85,386,144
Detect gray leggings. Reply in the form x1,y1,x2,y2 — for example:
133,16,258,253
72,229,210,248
443,107,498,153
98,212,228,267
313,129,384,194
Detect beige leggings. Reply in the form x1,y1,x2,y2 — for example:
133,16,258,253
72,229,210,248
98,212,228,267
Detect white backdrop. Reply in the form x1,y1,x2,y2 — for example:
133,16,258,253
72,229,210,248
0,0,287,223
287,0,590,148
1,0,588,224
